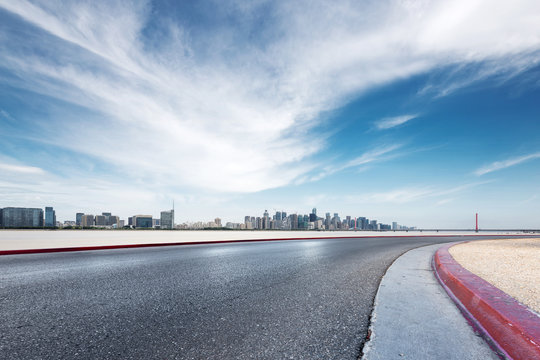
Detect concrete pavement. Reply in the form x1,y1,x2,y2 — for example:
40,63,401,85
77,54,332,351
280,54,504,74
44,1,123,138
362,243,499,359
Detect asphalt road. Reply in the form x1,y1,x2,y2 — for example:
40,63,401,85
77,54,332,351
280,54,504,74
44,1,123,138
0,235,512,359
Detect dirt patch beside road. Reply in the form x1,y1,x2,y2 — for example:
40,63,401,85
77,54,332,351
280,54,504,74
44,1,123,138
449,238,540,314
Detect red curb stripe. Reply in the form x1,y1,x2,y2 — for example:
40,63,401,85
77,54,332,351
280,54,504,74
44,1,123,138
433,243,540,360
0,234,533,256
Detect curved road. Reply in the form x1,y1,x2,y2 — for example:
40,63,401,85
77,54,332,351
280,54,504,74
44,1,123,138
0,236,511,359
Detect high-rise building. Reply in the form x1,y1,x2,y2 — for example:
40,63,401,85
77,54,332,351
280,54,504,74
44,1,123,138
161,210,174,229
81,214,94,227
1,207,43,228
392,222,398,230
95,215,107,226
244,216,253,229
300,214,309,229
291,214,298,229
76,213,84,226
45,207,56,227
214,218,222,227
331,213,340,229
262,210,270,229
309,208,317,222
325,213,331,229
133,215,153,228
108,216,119,226
357,217,367,230
101,212,111,226
345,216,351,229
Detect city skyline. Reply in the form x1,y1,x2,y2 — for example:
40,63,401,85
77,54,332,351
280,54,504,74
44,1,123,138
1,1,540,228
0,205,416,231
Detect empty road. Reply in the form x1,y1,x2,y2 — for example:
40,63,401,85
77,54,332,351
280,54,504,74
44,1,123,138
0,235,515,359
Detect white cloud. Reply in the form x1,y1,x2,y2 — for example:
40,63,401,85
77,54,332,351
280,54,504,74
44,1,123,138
475,152,540,176
0,162,45,175
0,0,539,194
354,182,491,204
307,144,403,182
375,115,417,130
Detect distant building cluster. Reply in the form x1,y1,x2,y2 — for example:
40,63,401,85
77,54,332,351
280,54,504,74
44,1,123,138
0,206,413,231
126,210,175,229
177,208,414,231
213,208,414,231
176,217,222,230
76,212,121,228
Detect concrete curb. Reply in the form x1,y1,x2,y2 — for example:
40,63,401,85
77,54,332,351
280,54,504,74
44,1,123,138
0,234,513,256
433,243,540,360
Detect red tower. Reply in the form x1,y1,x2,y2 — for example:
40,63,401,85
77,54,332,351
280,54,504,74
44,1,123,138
475,213,478,232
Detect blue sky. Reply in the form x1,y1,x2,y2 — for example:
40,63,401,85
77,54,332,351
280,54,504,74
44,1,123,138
1,0,539,228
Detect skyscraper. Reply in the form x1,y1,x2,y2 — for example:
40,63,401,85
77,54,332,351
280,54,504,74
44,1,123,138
109,216,120,227
291,214,298,229
309,208,317,222
161,210,174,229
76,213,84,226
81,214,94,227
95,215,107,226
357,217,367,230
45,206,56,227
325,213,331,229
133,215,153,228
1,207,43,228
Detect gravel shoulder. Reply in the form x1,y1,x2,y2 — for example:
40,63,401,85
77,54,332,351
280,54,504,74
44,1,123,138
449,238,540,314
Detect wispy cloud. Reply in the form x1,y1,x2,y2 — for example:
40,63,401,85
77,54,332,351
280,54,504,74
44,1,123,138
0,0,539,194
0,162,45,175
308,144,403,182
374,115,417,130
475,152,540,176
353,181,491,204
436,198,455,206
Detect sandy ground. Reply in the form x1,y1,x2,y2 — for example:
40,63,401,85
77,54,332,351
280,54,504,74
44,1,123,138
450,238,540,314
0,229,526,251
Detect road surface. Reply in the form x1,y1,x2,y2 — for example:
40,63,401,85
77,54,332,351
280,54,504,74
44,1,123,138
0,235,514,359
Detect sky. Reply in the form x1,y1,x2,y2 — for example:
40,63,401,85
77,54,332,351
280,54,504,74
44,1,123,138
0,0,539,228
